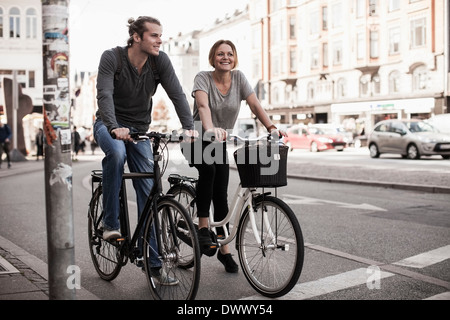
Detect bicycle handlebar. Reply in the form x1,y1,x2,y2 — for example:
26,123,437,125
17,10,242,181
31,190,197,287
111,130,183,142
230,132,282,143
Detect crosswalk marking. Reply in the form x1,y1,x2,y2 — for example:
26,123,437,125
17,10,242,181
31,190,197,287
393,245,450,268
424,292,450,300
242,268,395,300
242,244,450,300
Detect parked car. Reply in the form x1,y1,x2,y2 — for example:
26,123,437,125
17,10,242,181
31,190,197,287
368,119,450,159
283,125,346,152
314,123,354,146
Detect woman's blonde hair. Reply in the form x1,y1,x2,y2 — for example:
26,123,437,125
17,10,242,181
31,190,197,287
208,40,239,69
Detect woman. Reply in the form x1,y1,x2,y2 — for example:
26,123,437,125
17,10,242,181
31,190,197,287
189,40,285,273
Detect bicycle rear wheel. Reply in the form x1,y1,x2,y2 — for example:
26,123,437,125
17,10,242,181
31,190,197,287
167,184,198,268
88,186,123,281
143,197,201,300
237,195,304,298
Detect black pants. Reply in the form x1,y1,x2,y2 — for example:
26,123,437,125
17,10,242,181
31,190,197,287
182,140,230,236
0,142,11,165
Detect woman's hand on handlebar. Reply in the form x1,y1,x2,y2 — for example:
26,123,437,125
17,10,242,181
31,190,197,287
206,127,227,142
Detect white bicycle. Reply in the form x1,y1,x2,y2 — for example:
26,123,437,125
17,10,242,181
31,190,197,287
168,134,304,298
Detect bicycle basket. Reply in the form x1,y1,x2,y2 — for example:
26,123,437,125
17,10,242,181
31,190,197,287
233,143,288,188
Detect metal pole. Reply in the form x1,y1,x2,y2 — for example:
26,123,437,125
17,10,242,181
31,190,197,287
42,0,76,300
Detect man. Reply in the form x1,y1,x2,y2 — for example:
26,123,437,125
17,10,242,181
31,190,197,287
94,16,195,284
0,122,12,169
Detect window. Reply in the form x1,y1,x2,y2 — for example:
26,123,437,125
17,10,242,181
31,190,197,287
310,11,319,35
388,0,400,11
26,8,37,39
322,6,328,30
359,74,371,97
412,64,428,91
310,47,318,69
332,3,343,28
389,27,400,54
369,0,378,16
307,82,315,100
290,48,297,73
357,32,365,60
372,73,380,95
9,7,20,38
333,41,342,65
322,43,328,67
410,18,426,48
370,31,379,59
389,70,400,93
356,0,365,18
0,8,3,38
289,16,296,39
336,78,347,98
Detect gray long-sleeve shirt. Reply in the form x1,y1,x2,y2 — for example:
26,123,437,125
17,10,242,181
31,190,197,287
96,46,194,133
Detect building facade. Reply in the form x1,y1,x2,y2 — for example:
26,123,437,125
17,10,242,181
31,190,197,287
0,0,43,153
250,0,449,134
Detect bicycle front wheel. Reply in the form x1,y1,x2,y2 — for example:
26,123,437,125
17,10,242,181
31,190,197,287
143,197,201,300
237,195,304,298
87,186,123,281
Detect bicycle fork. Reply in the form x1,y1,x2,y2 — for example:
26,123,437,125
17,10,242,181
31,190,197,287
248,196,282,256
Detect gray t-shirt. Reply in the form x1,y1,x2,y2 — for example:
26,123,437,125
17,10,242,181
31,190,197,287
192,70,254,130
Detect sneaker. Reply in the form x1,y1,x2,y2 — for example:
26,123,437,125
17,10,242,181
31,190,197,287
103,229,121,240
197,228,217,257
217,251,238,273
150,267,179,286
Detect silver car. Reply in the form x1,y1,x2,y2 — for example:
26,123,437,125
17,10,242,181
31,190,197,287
368,119,450,159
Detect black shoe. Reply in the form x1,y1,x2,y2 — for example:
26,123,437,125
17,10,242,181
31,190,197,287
217,251,238,273
197,228,217,257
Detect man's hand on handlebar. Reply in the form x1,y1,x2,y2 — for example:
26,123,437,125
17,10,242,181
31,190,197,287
111,127,134,142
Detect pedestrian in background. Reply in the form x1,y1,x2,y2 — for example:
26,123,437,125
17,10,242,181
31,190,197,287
0,121,12,169
72,126,81,161
35,128,44,161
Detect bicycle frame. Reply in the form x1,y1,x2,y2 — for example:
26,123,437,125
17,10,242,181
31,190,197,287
209,183,278,248
90,134,169,263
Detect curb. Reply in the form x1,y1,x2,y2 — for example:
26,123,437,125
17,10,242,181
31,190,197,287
229,166,450,194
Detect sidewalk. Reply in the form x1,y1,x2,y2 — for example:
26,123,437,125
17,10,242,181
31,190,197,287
0,151,449,300
0,155,101,300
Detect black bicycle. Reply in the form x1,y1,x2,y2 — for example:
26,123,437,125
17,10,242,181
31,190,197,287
88,131,201,300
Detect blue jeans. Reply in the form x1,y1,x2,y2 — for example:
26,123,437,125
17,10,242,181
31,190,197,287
94,120,159,265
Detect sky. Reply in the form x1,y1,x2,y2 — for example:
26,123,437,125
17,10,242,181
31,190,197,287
69,0,248,72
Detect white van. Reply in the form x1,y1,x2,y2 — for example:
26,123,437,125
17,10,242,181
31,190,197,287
427,114,450,134
232,118,257,138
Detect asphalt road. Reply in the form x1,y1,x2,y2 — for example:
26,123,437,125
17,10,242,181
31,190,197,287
0,146,449,303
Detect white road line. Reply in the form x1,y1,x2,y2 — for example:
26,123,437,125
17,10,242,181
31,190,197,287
393,245,450,268
281,194,387,211
424,292,450,300
242,268,395,300
242,244,450,300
